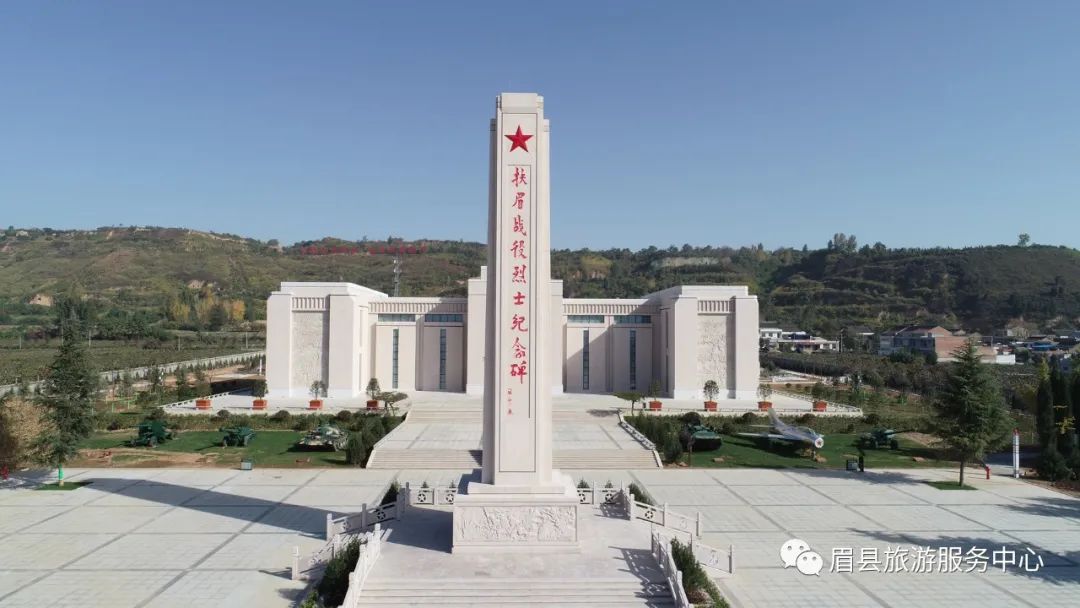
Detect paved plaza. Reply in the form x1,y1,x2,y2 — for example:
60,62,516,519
2,466,1079,607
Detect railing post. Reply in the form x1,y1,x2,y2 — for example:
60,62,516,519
729,544,735,574
325,513,333,540
696,511,702,538
676,570,684,602
662,503,668,527
361,503,368,529
291,546,299,581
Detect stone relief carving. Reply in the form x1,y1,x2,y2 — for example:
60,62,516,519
291,312,329,389
697,316,729,389
455,505,577,543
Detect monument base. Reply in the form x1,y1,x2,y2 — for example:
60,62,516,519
452,470,581,554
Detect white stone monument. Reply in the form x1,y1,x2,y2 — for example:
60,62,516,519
452,93,580,553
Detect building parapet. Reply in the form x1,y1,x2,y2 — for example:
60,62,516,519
369,299,467,314
292,296,327,311
697,299,733,314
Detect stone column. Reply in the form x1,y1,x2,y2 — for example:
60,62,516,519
732,295,760,399
265,291,293,398
669,295,699,399
453,92,578,554
465,269,487,396
549,279,564,395
327,294,361,399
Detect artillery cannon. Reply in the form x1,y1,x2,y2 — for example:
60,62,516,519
131,421,175,448
220,426,256,447
296,424,348,451
857,428,908,450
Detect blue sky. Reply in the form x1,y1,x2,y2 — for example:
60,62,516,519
2,1,1078,250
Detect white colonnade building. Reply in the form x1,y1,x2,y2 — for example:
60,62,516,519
265,273,759,401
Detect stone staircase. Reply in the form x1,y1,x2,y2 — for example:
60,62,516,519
367,449,482,469
367,405,660,469
354,578,676,606
368,448,658,469
554,449,659,469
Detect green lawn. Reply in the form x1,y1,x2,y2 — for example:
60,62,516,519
686,433,951,469
79,430,353,467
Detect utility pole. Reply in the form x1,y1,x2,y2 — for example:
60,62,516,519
392,254,402,297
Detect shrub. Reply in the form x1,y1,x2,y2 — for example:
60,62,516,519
252,379,267,398
215,409,231,419
671,538,727,607
718,421,735,435
1037,447,1072,481
863,412,882,426
147,407,167,422
739,411,757,424
381,481,399,505
628,482,653,505
271,410,290,422
335,410,353,423
317,538,360,606
106,420,122,431
681,412,702,425
662,431,684,463
345,433,367,466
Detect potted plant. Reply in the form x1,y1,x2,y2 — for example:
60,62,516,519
647,380,663,411
810,381,827,412
195,394,211,410
252,379,267,410
703,379,719,412
757,383,773,411
309,380,326,409
365,378,381,410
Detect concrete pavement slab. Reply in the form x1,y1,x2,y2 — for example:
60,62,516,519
67,533,233,570
0,534,116,569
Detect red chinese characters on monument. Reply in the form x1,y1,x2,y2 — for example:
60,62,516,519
504,128,532,411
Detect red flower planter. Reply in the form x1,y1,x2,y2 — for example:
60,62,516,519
195,399,211,410
812,401,827,412
366,400,380,411
757,401,773,411
308,399,323,410
704,401,717,412
252,399,267,410
648,401,663,411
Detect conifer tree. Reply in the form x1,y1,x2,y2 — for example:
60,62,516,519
932,341,1009,486
34,300,99,485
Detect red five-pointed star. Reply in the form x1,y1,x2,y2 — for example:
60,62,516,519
505,126,533,152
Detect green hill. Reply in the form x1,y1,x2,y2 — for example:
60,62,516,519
2,226,1079,337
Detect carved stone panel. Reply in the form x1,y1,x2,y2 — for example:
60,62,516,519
454,504,577,543
697,315,731,390
291,311,329,390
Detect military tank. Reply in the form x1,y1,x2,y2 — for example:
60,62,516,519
296,424,348,451
680,423,723,451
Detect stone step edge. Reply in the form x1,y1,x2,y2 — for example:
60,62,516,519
363,578,668,586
